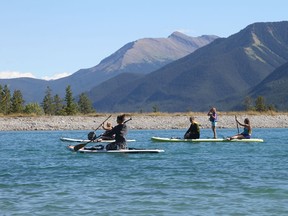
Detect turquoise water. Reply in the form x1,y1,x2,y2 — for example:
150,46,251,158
1,128,288,215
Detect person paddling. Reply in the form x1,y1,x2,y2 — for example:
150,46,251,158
207,107,217,139
184,117,200,139
105,114,128,150
227,117,252,140
100,122,115,140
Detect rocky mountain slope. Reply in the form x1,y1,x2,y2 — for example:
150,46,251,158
90,21,288,112
0,32,218,103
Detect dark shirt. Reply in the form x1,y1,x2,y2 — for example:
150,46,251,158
209,112,217,122
105,123,127,144
184,122,200,139
101,130,115,140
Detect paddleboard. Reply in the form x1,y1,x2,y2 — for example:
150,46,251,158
60,137,136,143
151,136,264,142
67,145,164,153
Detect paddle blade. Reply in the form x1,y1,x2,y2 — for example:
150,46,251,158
73,138,96,151
73,143,87,151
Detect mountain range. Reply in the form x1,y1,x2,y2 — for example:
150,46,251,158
89,21,288,112
248,61,288,110
0,32,218,103
1,21,288,112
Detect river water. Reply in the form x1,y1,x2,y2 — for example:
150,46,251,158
1,128,288,215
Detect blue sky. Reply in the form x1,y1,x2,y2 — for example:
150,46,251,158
0,0,287,80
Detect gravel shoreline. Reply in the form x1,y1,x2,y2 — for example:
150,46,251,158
0,114,288,131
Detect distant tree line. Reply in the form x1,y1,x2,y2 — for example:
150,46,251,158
0,84,277,115
0,84,95,116
243,96,276,112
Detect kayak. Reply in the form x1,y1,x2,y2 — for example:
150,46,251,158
60,137,136,143
151,136,264,142
67,145,164,153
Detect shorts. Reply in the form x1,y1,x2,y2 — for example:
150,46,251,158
241,133,251,139
106,142,117,150
105,142,127,150
211,121,217,127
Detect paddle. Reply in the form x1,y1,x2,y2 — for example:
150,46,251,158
74,117,133,151
73,115,112,151
73,135,102,151
124,117,132,124
235,115,239,134
94,114,112,133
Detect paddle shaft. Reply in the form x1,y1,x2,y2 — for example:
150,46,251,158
74,115,112,151
235,116,240,134
74,116,132,151
94,115,112,131
73,135,102,151
124,118,132,124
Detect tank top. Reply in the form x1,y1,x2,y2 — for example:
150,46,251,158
243,127,251,135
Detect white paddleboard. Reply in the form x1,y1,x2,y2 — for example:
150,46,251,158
151,136,264,142
61,137,136,143
67,145,164,153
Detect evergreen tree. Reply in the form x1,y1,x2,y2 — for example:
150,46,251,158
42,86,54,115
64,85,78,115
78,93,95,114
152,104,159,112
53,94,64,115
24,103,44,115
11,90,24,113
255,96,266,112
2,85,11,114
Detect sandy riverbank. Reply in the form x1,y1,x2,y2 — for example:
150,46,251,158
0,113,287,131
